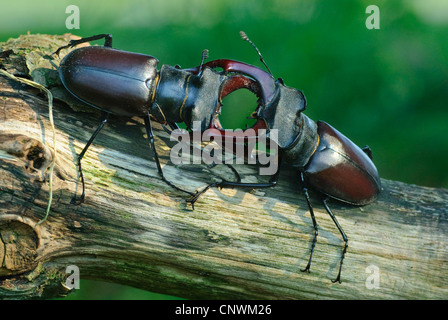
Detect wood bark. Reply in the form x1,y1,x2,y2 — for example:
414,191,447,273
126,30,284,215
0,34,447,300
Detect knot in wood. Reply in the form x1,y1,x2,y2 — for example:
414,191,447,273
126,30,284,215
0,219,38,276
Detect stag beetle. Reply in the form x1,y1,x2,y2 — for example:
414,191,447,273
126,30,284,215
55,33,381,283
187,33,381,283
55,34,242,203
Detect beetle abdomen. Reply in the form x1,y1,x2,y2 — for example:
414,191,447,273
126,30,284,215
304,121,381,205
59,46,159,116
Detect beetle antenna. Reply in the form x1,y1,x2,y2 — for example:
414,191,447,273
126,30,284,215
199,49,209,72
240,31,273,76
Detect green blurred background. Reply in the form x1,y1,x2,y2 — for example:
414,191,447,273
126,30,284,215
1,0,447,299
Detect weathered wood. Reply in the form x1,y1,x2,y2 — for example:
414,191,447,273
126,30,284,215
0,34,447,300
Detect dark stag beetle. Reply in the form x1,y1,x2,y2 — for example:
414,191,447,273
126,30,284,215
54,33,266,203
54,32,381,283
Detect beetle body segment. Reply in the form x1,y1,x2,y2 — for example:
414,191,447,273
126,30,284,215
257,79,318,168
303,121,381,205
59,46,232,132
153,65,226,131
59,46,159,116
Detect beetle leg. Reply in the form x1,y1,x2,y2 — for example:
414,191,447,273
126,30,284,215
215,174,279,189
54,34,113,56
322,198,348,284
144,111,195,197
197,49,209,77
187,160,280,208
223,164,242,184
299,171,319,274
361,145,373,160
187,182,218,210
72,112,109,205
161,122,180,135
186,163,243,209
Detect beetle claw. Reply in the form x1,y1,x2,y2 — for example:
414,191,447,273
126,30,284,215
300,264,311,273
70,196,84,206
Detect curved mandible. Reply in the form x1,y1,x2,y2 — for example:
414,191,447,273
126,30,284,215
185,59,277,106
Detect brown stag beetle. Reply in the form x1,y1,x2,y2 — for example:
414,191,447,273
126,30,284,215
187,32,381,283
54,33,264,204
54,32,381,283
